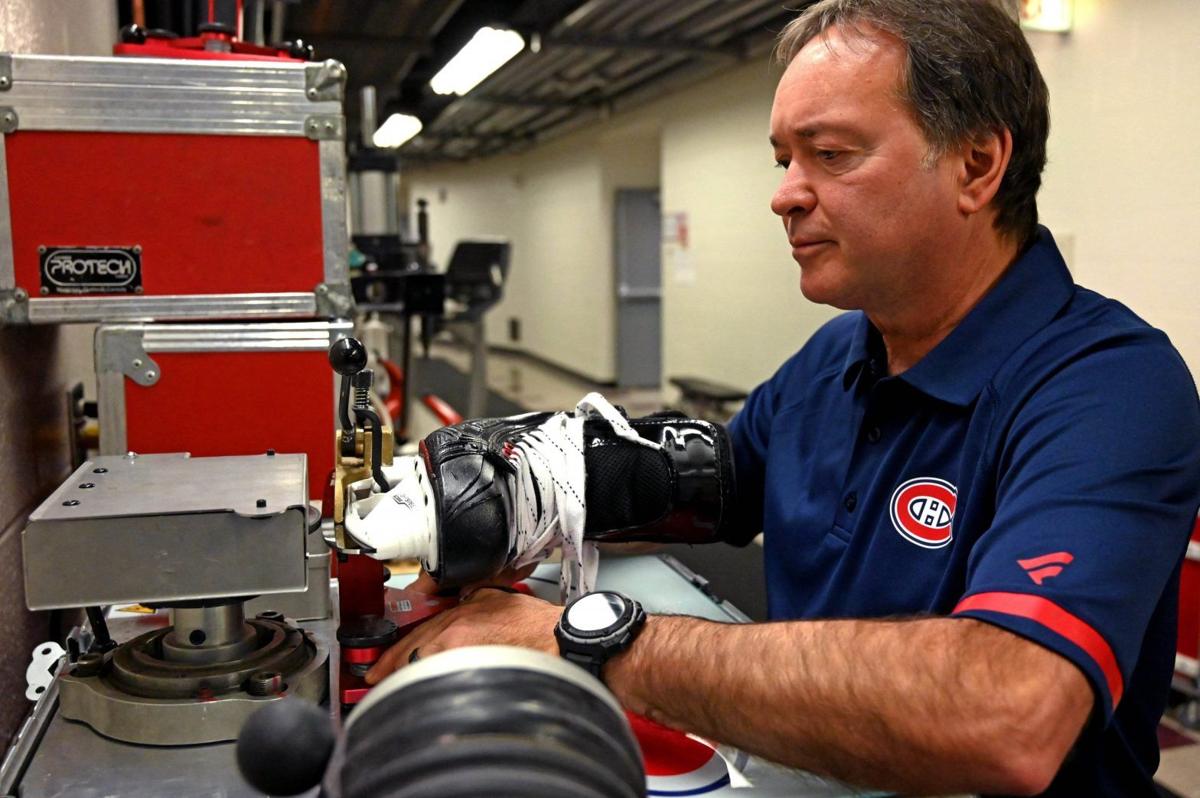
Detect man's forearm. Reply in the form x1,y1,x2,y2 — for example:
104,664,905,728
605,615,1091,795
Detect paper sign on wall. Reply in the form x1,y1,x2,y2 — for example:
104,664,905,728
663,211,695,284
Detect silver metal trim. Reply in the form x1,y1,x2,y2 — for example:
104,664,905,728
0,54,11,91
95,319,349,457
139,321,350,352
95,326,134,455
0,133,12,293
304,59,346,102
0,670,59,796
96,326,160,387
0,108,15,133
26,292,317,323
319,139,350,287
5,53,344,137
314,282,353,317
304,114,343,141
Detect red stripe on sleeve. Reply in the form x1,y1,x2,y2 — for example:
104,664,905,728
953,591,1124,707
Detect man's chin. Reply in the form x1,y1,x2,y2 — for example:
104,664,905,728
798,272,857,310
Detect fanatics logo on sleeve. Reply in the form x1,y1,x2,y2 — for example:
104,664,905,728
889,477,958,549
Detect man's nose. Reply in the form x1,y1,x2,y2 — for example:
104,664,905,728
771,166,816,218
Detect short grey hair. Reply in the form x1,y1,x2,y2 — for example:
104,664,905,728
776,0,1049,245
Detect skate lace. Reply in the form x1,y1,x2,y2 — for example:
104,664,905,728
507,392,661,601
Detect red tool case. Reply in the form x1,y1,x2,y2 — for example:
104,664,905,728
0,51,350,324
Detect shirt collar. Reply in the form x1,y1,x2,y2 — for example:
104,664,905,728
841,226,1076,406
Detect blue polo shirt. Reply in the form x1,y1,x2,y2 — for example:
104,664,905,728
728,228,1200,797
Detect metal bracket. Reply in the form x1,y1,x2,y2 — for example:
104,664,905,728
98,330,161,386
304,114,344,141
304,59,346,102
0,108,17,134
0,54,11,91
0,288,29,325
314,282,354,317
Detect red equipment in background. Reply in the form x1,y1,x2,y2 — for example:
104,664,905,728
1176,514,1200,685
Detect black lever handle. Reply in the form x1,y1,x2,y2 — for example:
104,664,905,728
329,338,389,493
330,338,368,431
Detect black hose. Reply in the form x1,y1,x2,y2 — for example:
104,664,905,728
342,666,644,798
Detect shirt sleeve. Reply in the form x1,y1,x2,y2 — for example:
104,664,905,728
952,334,1200,720
726,360,793,546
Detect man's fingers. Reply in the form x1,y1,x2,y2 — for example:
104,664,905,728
364,611,455,684
408,569,440,594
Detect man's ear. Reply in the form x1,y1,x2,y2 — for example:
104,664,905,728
957,127,1013,216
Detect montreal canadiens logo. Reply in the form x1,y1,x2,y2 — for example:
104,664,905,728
889,477,957,549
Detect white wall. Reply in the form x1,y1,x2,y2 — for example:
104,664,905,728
407,0,1200,393
407,116,660,382
656,61,834,392
1028,0,1200,377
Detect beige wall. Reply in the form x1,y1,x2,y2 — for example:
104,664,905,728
0,0,117,742
408,117,660,382
1028,0,1200,376
407,0,1200,394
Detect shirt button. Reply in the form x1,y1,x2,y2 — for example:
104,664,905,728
843,492,858,512
866,426,882,443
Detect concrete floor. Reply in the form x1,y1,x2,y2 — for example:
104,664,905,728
413,340,1200,796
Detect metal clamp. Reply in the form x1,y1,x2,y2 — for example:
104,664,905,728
0,107,17,134
304,114,344,141
304,59,346,102
0,54,11,91
98,330,161,386
314,282,354,317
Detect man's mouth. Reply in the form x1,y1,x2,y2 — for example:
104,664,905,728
790,239,833,258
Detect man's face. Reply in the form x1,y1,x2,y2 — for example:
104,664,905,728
770,25,962,313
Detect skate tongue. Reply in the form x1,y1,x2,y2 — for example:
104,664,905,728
344,456,438,564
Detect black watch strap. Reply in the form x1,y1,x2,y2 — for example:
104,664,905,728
562,649,605,680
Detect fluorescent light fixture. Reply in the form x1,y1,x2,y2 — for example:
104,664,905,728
373,113,423,148
430,27,525,96
1019,0,1073,32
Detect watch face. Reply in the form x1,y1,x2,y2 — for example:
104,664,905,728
567,592,628,633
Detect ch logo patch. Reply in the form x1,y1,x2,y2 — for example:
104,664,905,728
890,477,958,549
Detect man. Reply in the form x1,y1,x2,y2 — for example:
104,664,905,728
364,1,1200,795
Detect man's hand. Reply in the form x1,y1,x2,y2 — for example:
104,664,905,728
364,587,561,685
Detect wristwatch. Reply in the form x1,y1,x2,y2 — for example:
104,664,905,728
555,591,646,683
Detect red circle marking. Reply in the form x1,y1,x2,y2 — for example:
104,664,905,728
627,712,717,776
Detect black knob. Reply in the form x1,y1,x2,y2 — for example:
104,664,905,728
337,615,399,649
329,338,368,376
198,21,235,35
236,699,334,796
119,24,146,44
273,39,315,60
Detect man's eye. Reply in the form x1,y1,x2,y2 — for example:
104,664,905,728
774,159,790,169
816,150,841,161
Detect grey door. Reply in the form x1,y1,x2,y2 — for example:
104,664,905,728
614,189,662,388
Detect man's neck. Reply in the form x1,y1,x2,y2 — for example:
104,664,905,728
871,230,1021,376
